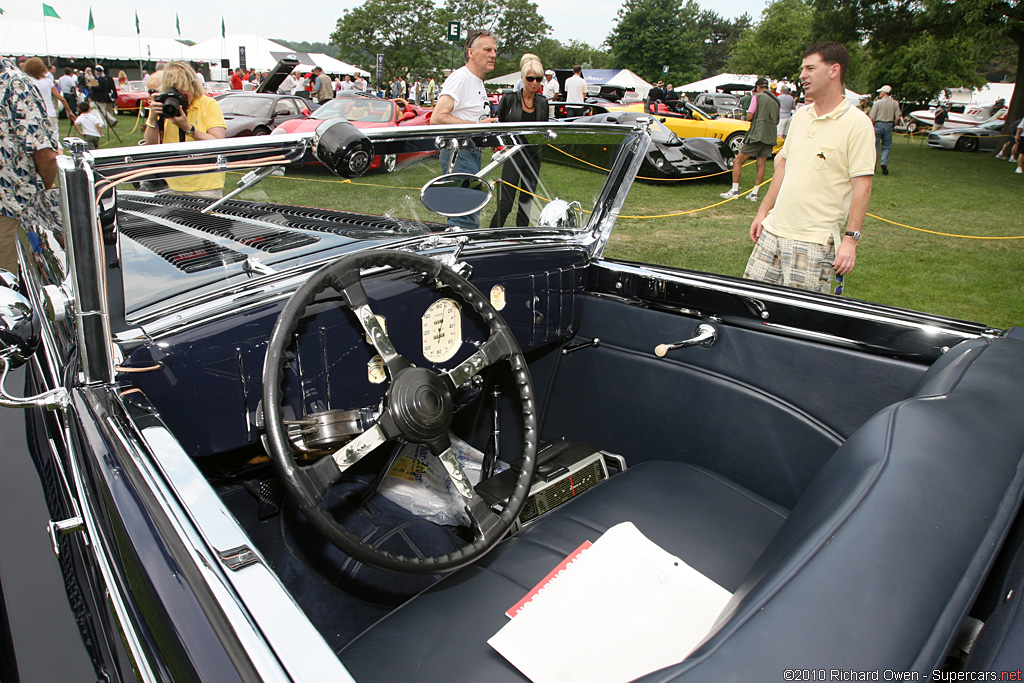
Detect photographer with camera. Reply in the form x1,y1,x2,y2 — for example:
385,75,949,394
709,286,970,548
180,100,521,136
142,61,226,197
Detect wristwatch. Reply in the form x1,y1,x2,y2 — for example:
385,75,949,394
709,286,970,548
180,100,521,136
188,124,196,136
844,230,862,241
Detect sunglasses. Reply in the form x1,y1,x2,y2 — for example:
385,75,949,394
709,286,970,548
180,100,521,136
834,273,844,296
524,76,541,82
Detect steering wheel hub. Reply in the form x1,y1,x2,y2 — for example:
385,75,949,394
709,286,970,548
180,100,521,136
389,367,452,443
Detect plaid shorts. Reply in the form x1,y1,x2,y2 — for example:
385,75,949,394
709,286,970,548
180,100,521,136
743,230,836,294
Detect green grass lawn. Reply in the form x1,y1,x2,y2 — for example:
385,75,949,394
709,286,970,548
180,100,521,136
94,116,1024,329
608,134,1024,330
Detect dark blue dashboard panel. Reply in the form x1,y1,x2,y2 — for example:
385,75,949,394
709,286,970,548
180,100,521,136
122,247,590,458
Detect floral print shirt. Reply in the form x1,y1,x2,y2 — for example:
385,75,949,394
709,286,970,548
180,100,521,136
0,57,60,229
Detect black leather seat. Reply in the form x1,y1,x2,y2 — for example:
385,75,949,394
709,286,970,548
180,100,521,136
339,461,788,682
339,337,1024,681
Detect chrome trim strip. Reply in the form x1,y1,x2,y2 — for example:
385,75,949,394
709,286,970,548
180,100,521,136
598,260,989,339
59,411,158,682
139,422,355,681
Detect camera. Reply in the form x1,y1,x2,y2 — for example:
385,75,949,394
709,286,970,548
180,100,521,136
153,87,186,119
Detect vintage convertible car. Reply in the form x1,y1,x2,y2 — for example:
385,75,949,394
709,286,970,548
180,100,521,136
2,117,1024,682
612,100,766,155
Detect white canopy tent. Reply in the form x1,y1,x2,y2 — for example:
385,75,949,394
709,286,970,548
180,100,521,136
303,53,369,77
187,34,296,72
0,18,199,62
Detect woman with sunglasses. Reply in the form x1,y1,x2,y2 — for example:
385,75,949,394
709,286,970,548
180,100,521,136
489,54,550,228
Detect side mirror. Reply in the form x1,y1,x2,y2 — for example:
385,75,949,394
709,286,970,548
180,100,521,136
420,173,493,217
301,108,310,117
312,118,373,178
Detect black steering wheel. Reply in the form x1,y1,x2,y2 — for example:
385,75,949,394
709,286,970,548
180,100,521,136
262,249,538,574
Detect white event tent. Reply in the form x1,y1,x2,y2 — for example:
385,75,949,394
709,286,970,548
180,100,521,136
0,18,203,62
486,68,653,98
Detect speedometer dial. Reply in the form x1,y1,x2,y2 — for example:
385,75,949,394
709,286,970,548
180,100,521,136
422,298,462,363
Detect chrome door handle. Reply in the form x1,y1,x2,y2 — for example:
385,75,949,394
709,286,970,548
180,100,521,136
655,324,717,357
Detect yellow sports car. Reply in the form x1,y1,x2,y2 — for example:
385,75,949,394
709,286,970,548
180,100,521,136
614,101,781,155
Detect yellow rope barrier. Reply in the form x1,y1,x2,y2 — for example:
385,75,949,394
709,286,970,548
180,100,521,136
865,213,1024,240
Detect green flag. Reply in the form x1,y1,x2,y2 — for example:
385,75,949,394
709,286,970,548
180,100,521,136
175,12,180,37
221,17,225,38
87,7,94,30
134,10,139,34
42,3,60,18
0,8,6,15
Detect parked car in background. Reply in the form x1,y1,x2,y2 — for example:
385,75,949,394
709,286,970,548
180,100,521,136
214,92,314,137
3,116,1024,683
205,80,231,94
114,80,150,114
272,96,432,172
926,118,1008,153
692,92,747,119
613,100,774,155
557,110,734,181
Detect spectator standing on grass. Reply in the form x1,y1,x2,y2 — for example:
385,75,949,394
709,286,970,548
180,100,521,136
746,41,874,294
91,65,119,128
542,69,558,100
73,101,104,149
22,58,71,130
143,61,226,198
0,56,60,274
58,67,78,119
721,78,779,203
777,85,795,139
489,54,549,229
565,65,587,102
230,69,243,90
431,28,499,229
869,84,900,175
995,116,1020,163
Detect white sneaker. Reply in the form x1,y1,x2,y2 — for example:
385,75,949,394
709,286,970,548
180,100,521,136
747,193,759,202
996,154,1007,160
720,189,740,199
1016,167,1022,174
1011,157,1018,163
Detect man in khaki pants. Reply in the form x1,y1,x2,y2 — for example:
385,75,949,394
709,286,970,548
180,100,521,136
0,57,60,274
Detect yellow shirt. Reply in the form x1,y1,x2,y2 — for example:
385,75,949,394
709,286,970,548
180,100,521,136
762,100,875,246
163,95,227,193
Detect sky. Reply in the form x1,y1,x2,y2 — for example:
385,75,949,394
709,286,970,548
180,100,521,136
2,0,770,51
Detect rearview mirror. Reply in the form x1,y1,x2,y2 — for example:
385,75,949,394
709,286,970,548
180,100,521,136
420,173,493,217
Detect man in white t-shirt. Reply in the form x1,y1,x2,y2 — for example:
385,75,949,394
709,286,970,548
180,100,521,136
542,69,559,100
431,28,499,228
565,65,587,102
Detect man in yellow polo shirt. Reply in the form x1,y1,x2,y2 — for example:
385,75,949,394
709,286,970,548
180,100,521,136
746,41,874,294
143,61,226,197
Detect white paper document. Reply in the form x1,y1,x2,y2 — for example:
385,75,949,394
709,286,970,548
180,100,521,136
488,522,732,683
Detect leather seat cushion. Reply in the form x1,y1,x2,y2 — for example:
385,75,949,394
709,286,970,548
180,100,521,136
339,460,789,682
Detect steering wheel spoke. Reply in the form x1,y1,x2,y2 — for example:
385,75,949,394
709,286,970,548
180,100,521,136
444,328,517,390
354,303,411,376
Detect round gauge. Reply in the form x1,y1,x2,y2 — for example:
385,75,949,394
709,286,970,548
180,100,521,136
367,355,386,384
490,284,507,311
422,298,462,363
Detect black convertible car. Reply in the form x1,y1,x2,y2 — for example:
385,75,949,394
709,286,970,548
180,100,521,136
2,118,1024,681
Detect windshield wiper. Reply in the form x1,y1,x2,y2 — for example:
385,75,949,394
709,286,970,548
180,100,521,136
202,165,284,214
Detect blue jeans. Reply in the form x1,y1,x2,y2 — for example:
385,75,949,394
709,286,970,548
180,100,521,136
439,148,483,229
874,121,893,166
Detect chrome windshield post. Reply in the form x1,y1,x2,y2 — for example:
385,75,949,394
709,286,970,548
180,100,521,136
58,150,114,386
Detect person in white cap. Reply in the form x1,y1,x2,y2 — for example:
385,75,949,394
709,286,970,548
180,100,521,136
542,69,559,100
869,84,900,175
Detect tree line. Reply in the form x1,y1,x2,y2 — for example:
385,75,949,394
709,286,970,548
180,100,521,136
311,0,1020,122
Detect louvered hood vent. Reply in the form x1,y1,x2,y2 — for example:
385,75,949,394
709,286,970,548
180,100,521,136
125,193,438,238
118,212,247,273
119,197,320,253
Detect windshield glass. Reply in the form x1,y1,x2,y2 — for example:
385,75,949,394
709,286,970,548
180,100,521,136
125,81,146,92
314,98,396,123
91,124,634,320
218,96,273,117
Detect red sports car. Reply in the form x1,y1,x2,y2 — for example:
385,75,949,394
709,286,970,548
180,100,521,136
115,80,150,114
272,97,433,172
